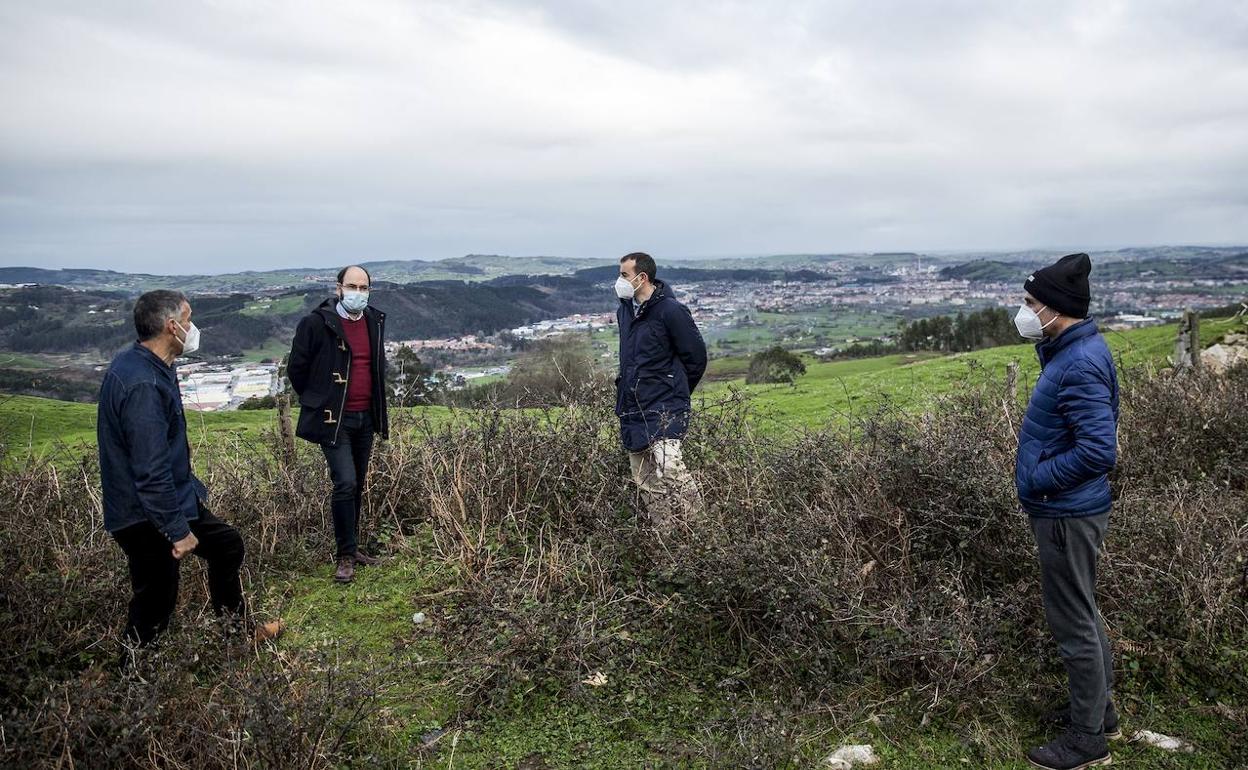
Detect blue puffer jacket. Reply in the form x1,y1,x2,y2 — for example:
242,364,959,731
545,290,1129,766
615,280,708,452
1016,318,1120,517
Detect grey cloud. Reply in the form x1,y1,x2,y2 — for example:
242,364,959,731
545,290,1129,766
1,0,1246,273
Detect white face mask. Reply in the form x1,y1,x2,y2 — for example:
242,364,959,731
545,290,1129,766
615,275,640,300
173,319,200,354
1014,303,1056,340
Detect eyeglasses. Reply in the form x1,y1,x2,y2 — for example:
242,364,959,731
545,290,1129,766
340,282,370,292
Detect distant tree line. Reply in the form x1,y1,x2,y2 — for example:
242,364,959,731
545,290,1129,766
0,368,101,402
898,307,1017,353
822,339,897,360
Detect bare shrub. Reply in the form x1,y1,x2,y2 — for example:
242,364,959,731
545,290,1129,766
1,361,1245,765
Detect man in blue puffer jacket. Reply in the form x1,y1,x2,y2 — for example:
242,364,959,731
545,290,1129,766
614,252,708,535
1013,253,1120,770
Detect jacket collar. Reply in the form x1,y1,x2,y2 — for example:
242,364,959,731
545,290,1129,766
1036,317,1098,366
315,297,383,335
619,279,669,319
132,341,176,376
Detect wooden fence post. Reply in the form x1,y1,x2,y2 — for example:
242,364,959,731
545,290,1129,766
1172,309,1201,370
276,354,296,464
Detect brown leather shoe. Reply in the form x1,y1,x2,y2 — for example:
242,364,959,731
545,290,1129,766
352,550,382,566
335,557,355,583
253,620,285,644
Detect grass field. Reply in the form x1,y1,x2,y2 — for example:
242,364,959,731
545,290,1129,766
703,307,901,357
699,318,1241,429
0,352,62,369
0,395,463,459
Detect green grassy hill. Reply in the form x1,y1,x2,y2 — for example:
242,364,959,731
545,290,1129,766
700,318,1239,428
2,318,1236,456
0,395,460,458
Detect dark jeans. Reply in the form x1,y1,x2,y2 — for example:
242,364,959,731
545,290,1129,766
1031,513,1114,735
320,410,375,559
112,504,246,647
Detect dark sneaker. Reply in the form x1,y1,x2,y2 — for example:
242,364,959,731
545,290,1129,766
352,550,382,567
335,558,355,583
1045,701,1122,740
1027,730,1111,770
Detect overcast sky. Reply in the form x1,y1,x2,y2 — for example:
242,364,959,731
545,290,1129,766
1,0,1246,274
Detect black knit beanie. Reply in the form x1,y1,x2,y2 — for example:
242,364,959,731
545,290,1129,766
1023,253,1091,319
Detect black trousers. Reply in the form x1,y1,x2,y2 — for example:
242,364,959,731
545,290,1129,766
1031,513,1114,735
320,410,375,559
112,505,246,647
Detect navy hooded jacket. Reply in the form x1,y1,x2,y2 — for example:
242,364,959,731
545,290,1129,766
615,280,708,452
1015,318,1120,517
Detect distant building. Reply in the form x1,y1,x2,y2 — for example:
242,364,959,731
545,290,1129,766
1104,314,1164,331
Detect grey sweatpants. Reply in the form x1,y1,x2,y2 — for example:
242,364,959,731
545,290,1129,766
1031,513,1114,735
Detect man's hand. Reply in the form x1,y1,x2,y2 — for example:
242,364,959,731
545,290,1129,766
172,532,199,560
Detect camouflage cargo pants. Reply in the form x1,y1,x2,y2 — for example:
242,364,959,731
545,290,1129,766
627,439,704,535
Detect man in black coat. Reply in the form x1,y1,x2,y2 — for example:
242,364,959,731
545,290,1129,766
287,265,389,583
614,252,708,535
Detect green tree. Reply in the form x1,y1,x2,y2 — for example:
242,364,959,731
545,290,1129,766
387,346,439,406
238,394,277,410
745,346,807,385
501,334,607,406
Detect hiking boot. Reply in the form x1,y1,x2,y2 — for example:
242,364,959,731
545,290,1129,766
253,619,285,644
352,550,382,567
1045,700,1122,740
335,558,355,583
1027,730,1111,770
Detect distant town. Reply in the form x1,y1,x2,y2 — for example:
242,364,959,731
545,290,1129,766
167,258,1240,411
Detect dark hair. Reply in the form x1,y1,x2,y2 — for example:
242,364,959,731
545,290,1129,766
133,290,188,342
620,252,657,283
337,265,372,285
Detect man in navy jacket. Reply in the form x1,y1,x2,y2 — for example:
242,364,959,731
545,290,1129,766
1013,253,1120,770
99,290,281,661
614,252,707,535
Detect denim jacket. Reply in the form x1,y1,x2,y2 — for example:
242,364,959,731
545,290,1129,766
98,343,207,541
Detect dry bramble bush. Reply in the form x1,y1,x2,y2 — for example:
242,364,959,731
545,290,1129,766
0,363,1245,767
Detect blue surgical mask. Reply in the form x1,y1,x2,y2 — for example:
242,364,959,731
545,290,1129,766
341,290,369,314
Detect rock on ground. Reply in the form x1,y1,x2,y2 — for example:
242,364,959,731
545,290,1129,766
1131,729,1196,753
823,744,880,769
1201,342,1248,374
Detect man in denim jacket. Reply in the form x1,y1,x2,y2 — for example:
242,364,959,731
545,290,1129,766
98,290,281,657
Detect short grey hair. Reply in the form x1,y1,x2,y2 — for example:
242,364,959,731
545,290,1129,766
134,290,188,341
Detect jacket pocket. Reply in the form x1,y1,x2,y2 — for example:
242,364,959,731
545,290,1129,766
299,388,331,409
633,375,674,411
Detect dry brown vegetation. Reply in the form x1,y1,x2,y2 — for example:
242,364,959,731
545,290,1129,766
1,365,1245,767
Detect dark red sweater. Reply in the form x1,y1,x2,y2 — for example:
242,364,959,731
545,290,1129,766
341,316,372,412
